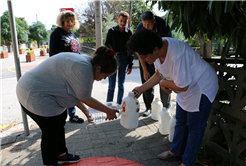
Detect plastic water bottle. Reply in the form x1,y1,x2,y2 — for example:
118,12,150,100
168,114,176,142
158,107,170,135
168,102,176,117
151,97,163,120
120,92,140,129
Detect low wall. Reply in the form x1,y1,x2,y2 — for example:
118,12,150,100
81,46,96,56
82,42,96,48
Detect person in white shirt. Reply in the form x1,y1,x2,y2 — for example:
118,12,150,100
126,29,219,166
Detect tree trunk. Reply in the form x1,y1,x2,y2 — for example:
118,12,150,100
198,31,205,57
198,31,212,58
204,40,212,59
6,43,12,53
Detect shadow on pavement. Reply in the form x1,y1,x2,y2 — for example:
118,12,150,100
1,114,183,166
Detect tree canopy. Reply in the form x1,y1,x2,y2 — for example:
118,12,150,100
29,21,49,47
1,11,29,45
131,1,153,32
1,10,49,47
148,1,246,60
75,0,153,39
1,11,13,44
15,18,29,44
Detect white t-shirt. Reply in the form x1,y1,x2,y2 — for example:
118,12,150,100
154,37,219,112
16,52,94,117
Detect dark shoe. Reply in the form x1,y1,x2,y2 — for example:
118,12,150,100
57,153,80,164
158,151,179,160
69,115,84,123
142,109,151,117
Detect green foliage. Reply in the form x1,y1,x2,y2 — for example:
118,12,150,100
1,11,12,44
19,48,24,50
81,38,95,43
26,48,30,51
171,27,200,47
131,1,153,32
29,21,49,45
101,1,130,20
171,27,185,41
102,13,117,43
184,34,200,47
40,48,45,51
149,1,246,60
75,1,96,38
1,11,29,44
26,50,34,55
1,50,7,53
16,18,29,44
76,0,152,38
50,24,58,32
0,36,4,46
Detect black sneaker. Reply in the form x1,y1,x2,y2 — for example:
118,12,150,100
57,153,80,164
69,115,84,123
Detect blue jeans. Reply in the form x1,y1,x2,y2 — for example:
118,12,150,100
107,55,128,104
170,94,212,166
67,107,76,118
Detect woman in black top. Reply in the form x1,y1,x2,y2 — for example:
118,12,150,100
49,10,83,123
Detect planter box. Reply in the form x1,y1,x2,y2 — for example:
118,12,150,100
40,50,46,56
1,52,8,58
46,49,49,53
19,50,25,54
26,54,35,62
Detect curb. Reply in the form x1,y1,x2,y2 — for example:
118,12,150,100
0,121,39,146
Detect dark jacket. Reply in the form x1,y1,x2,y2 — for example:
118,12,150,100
136,15,172,37
49,27,80,57
105,25,133,68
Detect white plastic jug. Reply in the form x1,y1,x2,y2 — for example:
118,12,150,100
158,107,170,135
151,97,163,120
168,102,176,117
120,92,140,129
168,114,176,142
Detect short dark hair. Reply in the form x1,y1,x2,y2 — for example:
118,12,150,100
141,11,154,21
126,29,162,55
91,46,118,74
119,11,129,19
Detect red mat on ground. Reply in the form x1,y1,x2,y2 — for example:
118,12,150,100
62,157,144,166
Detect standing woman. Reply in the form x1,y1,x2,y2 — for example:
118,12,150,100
126,29,219,166
16,46,119,166
49,10,83,123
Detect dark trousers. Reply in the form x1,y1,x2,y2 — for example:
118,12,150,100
170,94,212,166
139,61,170,109
21,105,68,165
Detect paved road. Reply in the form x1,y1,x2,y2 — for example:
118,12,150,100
1,49,49,125
0,50,176,126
